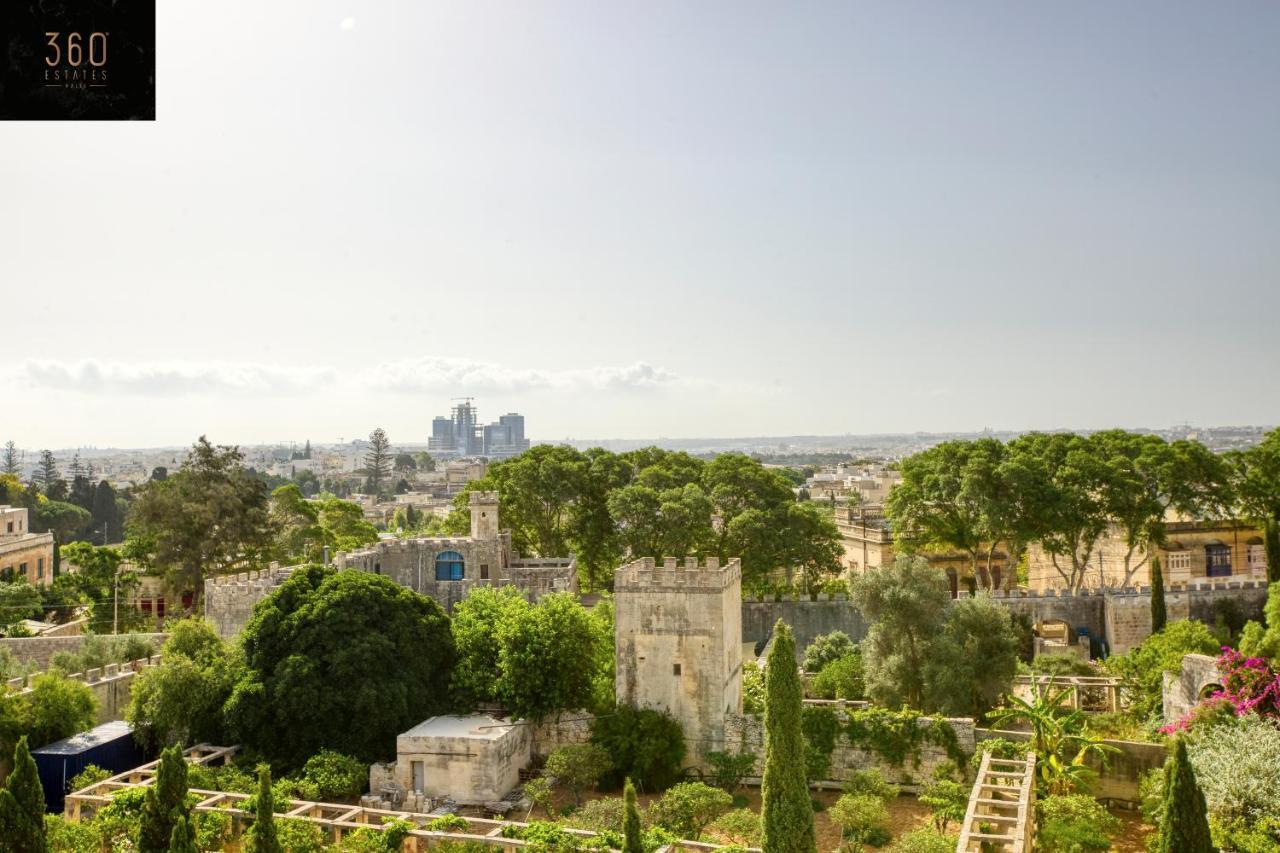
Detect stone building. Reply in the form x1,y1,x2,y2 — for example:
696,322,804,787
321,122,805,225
335,492,576,612
1026,516,1269,592
370,715,532,808
0,506,54,588
614,556,743,765
834,503,1009,593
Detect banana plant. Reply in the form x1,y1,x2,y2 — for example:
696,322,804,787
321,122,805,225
991,680,1118,796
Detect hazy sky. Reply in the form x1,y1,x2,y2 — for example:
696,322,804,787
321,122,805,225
3,1,1278,449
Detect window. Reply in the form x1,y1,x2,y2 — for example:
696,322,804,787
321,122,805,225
1167,551,1192,571
1247,544,1267,572
435,550,465,581
156,597,166,619
5,521,11,533
18,562,27,576
480,564,489,580
36,558,43,579
1205,544,1232,578
673,663,682,676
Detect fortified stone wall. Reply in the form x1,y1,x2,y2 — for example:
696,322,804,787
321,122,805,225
3,655,162,729
203,566,298,640
724,709,976,788
0,632,169,669
740,582,1268,657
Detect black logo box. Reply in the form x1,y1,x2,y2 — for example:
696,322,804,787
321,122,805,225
1,0,155,120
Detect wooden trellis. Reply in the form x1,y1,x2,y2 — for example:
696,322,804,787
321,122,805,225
955,751,1036,853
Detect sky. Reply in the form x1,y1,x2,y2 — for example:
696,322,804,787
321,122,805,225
3,1,1278,449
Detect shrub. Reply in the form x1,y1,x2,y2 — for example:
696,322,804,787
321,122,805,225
1103,620,1219,723
545,743,612,806
563,797,624,833
1035,794,1119,853
69,764,112,793
426,814,470,833
802,631,857,673
705,749,756,792
1183,714,1280,826
590,705,685,791
742,662,765,714
918,779,968,833
648,781,733,840
829,793,889,849
13,671,97,747
299,750,367,800
707,808,760,846
195,811,233,852
841,769,898,803
44,813,99,853
810,653,864,701
886,828,957,853
276,817,326,853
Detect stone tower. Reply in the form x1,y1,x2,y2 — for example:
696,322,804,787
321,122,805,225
614,556,743,764
470,491,499,541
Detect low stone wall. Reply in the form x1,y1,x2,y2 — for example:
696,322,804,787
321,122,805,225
529,712,594,759
0,633,169,670
975,728,1166,805
4,654,161,733
1161,653,1222,725
725,708,975,788
741,596,868,655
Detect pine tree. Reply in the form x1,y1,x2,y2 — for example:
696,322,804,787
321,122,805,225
91,480,120,544
1150,556,1167,634
36,450,60,493
168,813,199,853
0,736,49,852
760,620,816,853
303,439,312,460
2,441,21,476
363,428,393,500
623,778,644,853
247,764,282,853
139,745,189,853
1156,738,1213,853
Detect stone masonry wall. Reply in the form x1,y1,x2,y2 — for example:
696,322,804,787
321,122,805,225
203,566,297,639
0,633,169,669
724,709,975,788
4,655,162,730
1161,653,1222,725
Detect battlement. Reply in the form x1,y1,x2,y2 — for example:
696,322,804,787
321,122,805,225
614,556,742,591
469,491,499,505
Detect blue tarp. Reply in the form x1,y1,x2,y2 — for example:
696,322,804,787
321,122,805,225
31,720,149,813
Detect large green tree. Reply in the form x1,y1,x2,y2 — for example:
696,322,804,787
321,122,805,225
127,437,273,608
1230,427,1280,583
362,428,393,500
224,567,455,768
849,556,950,709
923,593,1020,717
760,621,816,853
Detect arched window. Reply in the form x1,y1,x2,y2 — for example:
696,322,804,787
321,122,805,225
435,551,465,581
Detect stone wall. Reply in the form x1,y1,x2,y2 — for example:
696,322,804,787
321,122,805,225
203,567,297,639
1161,653,1222,725
975,728,1165,805
529,712,594,759
4,655,162,731
723,708,975,788
0,632,169,669
740,582,1268,658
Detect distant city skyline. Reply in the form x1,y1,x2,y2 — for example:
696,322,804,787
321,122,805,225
4,2,1278,447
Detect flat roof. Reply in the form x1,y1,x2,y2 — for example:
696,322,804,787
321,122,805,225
32,720,134,755
401,715,516,741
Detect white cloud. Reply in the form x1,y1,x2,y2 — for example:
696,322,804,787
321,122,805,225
366,357,680,394
340,17,356,30
17,359,337,397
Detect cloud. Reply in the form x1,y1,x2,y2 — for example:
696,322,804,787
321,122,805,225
340,17,356,30
11,356,684,398
17,359,337,397
366,357,680,394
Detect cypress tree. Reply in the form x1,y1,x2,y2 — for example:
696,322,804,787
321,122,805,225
247,765,282,853
760,620,816,853
168,814,199,853
1265,518,1280,585
0,736,49,853
1157,738,1213,853
1150,556,1167,633
139,746,189,853
623,778,644,853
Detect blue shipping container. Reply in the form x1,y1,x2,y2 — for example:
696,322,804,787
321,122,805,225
31,720,149,814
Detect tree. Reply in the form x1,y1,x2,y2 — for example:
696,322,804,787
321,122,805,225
450,585,530,708
168,814,199,853
363,428,393,500
849,556,950,709
1,442,20,477
924,593,1020,717
760,620,816,853
32,501,91,543
918,779,967,833
1156,739,1213,853
1150,557,1167,633
224,567,455,768
393,453,417,472
801,631,856,673
495,592,604,720
1103,620,1220,723
1230,428,1280,583
139,745,189,853
12,672,97,748
623,779,643,853
0,736,47,852
650,781,733,840
829,794,888,852
36,450,60,494
127,618,243,749
90,480,121,544
544,743,611,807
991,686,1114,796
57,542,135,634
127,437,273,608
0,582,42,631
247,765,282,853
591,706,686,791
1036,794,1120,853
